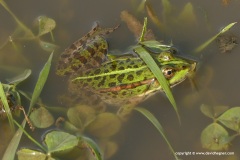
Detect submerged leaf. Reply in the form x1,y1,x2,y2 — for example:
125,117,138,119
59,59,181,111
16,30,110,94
6,69,31,85
37,16,56,37
177,3,197,26
67,104,96,130
201,123,229,150
38,40,58,52
30,107,54,128
145,1,164,30
218,107,240,131
86,112,122,138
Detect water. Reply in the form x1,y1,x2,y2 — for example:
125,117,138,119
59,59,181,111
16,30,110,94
0,0,240,160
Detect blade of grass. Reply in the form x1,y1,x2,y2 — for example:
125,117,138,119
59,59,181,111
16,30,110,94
2,53,53,160
13,120,46,151
134,46,180,122
29,52,53,110
134,107,179,160
194,22,237,53
136,18,180,122
0,82,15,131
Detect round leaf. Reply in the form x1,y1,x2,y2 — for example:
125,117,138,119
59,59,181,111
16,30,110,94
37,16,56,36
17,148,56,160
201,123,229,150
86,113,122,138
218,107,240,131
67,105,96,130
44,131,79,154
30,107,54,128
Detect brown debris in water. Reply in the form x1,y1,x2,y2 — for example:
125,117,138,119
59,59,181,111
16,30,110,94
120,10,155,40
216,34,238,53
222,0,231,6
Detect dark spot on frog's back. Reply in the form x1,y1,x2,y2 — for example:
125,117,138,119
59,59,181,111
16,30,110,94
136,70,143,76
94,68,101,74
97,76,106,87
86,46,95,56
117,74,125,83
127,74,134,81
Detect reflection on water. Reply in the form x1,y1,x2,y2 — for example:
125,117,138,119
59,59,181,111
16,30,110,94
1,0,240,159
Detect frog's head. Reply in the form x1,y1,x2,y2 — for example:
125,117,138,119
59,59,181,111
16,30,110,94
156,50,197,87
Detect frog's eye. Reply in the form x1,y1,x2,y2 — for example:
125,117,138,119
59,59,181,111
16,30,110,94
162,68,175,79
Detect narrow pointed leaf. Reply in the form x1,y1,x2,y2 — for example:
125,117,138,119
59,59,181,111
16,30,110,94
194,22,237,53
0,82,14,131
30,52,53,109
134,107,179,160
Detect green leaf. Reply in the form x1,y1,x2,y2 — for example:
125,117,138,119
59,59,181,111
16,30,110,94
200,104,229,119
3,53,53,160
217,107,240,131
133,45,179,121
0,82,14,131
17,149,48,160
201,123,229,151
134,107,179,160
30,52,53,109
6,69,31,85
37,16,56,37
194,22,237,53
30,107,54,128
86,112,122,138
82,136,103,160
45,131,79,154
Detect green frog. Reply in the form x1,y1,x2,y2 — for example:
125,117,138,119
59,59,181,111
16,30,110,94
56,23,196,118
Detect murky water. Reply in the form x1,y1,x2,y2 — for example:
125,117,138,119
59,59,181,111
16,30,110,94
1,0,240,160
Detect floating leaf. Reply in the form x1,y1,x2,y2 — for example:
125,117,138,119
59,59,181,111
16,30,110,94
37,16,56,37
201,123,229,150
218,107,240,131
17,149,52,160
83,136,103,160
38,40,58,52
67,104,96,130
30,52,53,109
86,112,122,138
0,82,14,131
100,141,118,159
6,69,31,85
30,107,54,128
135,107,179,160
194,22,237,53
44,131,79,154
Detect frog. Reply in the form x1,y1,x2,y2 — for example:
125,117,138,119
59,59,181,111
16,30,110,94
56,23,197,118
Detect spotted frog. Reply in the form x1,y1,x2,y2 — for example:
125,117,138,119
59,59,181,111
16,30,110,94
56,24,196,118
